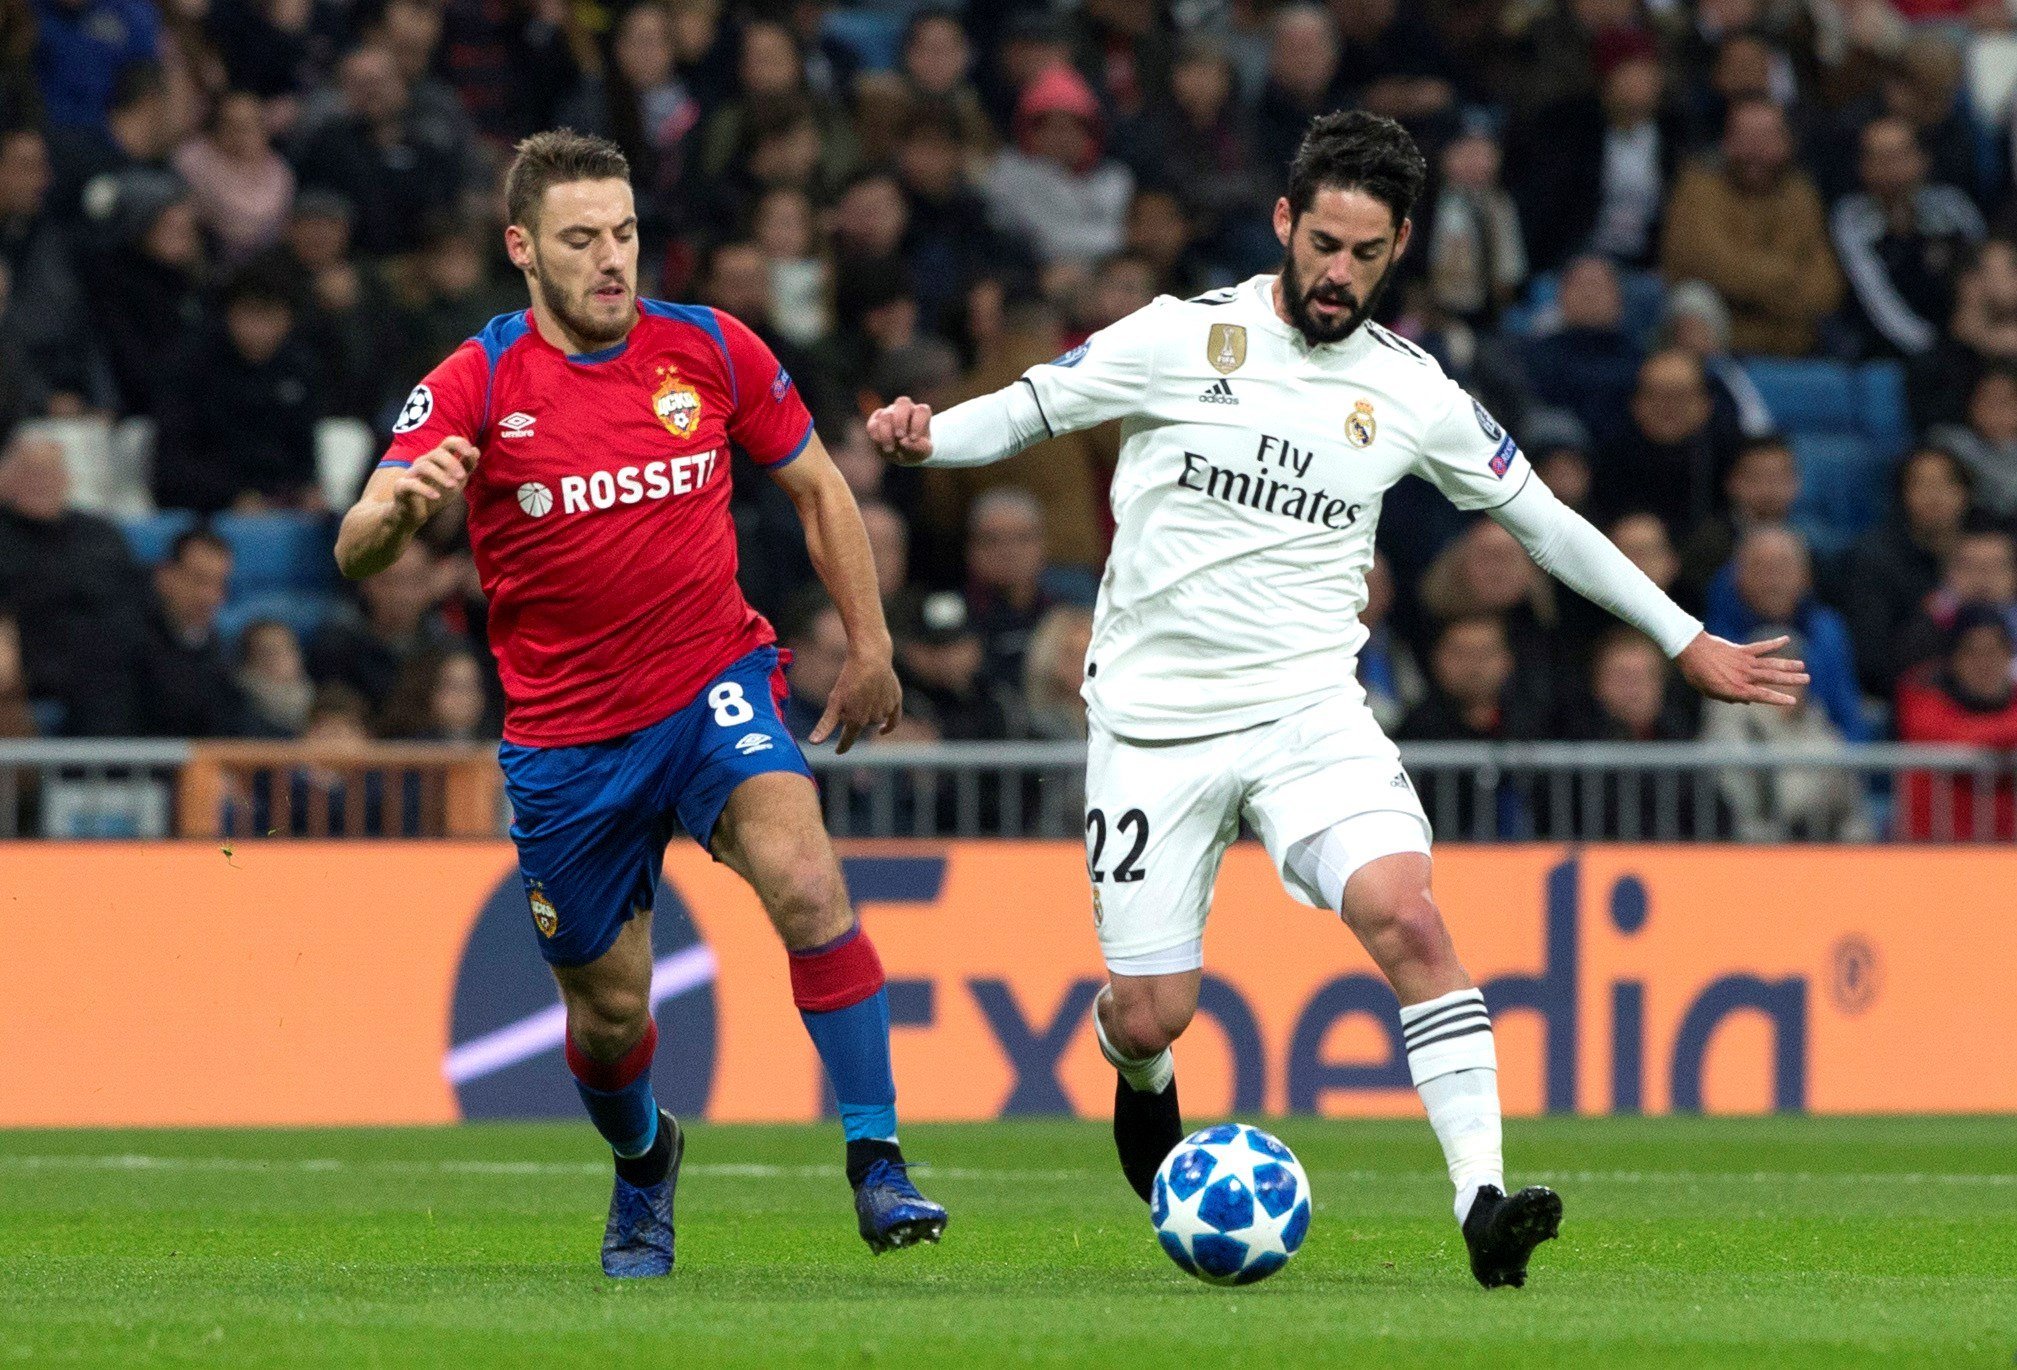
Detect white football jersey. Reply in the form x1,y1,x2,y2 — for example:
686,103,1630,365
1024,274,1534,740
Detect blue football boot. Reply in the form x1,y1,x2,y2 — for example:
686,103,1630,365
601,1112,683,1278
853,1158,948,1254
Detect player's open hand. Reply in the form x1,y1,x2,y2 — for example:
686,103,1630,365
813,649,903,754
865,397,934,466
392,437,479,526
1675,632,1810,707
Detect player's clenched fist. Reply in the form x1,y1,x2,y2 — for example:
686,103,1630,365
392,436,479,525
866,397,934,465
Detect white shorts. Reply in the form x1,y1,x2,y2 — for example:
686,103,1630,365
1084,691,1432,975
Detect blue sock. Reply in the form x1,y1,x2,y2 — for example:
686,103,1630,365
800,988,898,1143
566,1020,660,1157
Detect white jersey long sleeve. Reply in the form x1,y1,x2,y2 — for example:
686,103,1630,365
923,275,1700,740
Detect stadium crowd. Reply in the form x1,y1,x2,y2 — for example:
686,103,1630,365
3,0,2017,839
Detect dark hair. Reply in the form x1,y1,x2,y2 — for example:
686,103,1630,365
220,258,298,312
1432,611,1508,653
1285,110,1427,226
166,526,231,565
109,62,166,116
504,129,631,230
1949,601,2014,652
1733,434,1794,464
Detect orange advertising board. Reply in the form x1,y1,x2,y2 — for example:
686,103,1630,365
2,843,2012,1126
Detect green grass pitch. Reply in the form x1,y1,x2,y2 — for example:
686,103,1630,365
2,1116,2012,1367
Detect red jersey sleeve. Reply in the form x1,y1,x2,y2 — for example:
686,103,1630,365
380,340,489,468
715,309,814,467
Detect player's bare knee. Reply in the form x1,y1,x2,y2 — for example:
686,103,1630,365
767,845,851,950
1366,889,1450,969
564,981,651,1059
1107,990,1192,1058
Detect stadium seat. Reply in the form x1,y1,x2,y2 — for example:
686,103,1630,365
1502,267,1669,346
216,589,339,646
1854,361,1910,463
1789,431,1884,554
822,8,906,71
1742,358,1857,434
118,509,198,565
212,512,341,599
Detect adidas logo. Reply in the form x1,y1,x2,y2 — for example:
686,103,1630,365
1199,379,1238,405
1391,770,1412,789
735,732,775,756
499,411,537,439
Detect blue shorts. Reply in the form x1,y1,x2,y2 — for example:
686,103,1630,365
499,645,812,967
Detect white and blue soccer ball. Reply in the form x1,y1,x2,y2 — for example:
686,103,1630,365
1150,1123,1312,1285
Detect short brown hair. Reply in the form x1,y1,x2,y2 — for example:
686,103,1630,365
504,129,631,229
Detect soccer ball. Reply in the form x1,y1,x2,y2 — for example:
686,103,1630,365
1150,1124,1312,1285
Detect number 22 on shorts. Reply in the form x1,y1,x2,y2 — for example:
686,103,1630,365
1086,807,1149,883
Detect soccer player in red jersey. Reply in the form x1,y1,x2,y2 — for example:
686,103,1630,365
335,131,946,1275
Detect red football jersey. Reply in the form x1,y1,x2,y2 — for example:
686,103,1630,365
380,302,813,746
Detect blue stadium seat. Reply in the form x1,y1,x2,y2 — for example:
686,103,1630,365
118,510,198,565
1502,268,1669,346
1742,359,1857,433
1855,361,1910,462
212,512,340,599
1789,431,1885,554
216,589,339,647
822,9,906,71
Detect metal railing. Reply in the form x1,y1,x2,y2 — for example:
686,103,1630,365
3,737,2011,843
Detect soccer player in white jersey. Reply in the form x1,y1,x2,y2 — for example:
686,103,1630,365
867,112,1808,1288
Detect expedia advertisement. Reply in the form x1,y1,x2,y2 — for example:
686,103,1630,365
6,844,2012,1126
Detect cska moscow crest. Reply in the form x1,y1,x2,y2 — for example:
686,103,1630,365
526,881,559,938
652,371,703,439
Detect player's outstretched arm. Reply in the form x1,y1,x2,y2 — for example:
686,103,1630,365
334,438,478,580
769,432,902,752
866,383,1052,470
1488,479,1810,707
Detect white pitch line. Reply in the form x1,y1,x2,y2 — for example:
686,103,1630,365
0,1154,2012,1187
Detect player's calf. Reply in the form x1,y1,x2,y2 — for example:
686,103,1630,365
1095,977,1195,1202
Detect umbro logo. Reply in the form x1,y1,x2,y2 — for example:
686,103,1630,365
499,411,536,438
735,732,774,756
1199,379,1238,405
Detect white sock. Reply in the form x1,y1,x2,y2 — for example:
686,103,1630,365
1401,988,1504,1224
1092,994,1175,1094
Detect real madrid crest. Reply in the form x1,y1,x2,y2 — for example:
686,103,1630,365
652,369,703,439
1346,398,1377,448
1206,323,1247,375
526,881,559,938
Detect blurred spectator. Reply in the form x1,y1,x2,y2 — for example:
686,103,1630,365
1555,628,1727,838
1418,516,1577,692
0,432,145,733
1520,255,1641,450
380,643,494,740
1424,116,1525,328
0,609,34,738
897,9,993,165
248,681,421,836
963,488,1058,693
697,20,851,196
1608,511,1683,600
778,589,844,740
172,86,291,262
1830,115,1983,362
32,0,161,129
1124,186,1214,298
1894,604,2017,842
434,0,588,145
235,616,311,736
293,44,468,256
153,259,320,512
1023,603,1092,741
562,0,699,248
1113,35,1269,267
1678,435,1799,609
208,0,333,106
1700,627,1875,842
1523,408,1596,518
137,526,244,736
858,497,907,604
89,170,202,414
1909,238,2017,431
922,296,1111,572
1595,348,1734,536
306,539,459,709
389,216,518,389
1250,4,1347,179
264,188,396,422
749,184,826,347
697,237,825,419
896,101,1021,332
1895,521,2017,684
49,59,175,227
1331,0,1459,139
1839,446,1972,695
1358,550,1423,731
0,125,99,413
1927,367,2017,521
1660,97,1842,357
983,64,1131,269
1568,628,1695,742
1396,614,1550,837
892,588,1019,740
1705,525,1868,741
1657,279,1775,444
